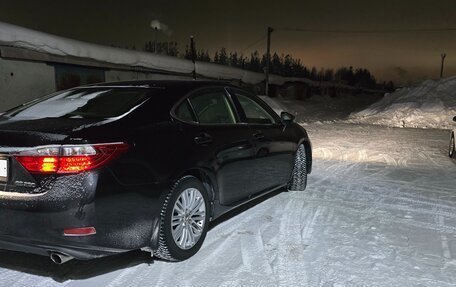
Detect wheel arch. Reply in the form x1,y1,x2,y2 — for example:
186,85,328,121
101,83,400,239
149,167,218,251
172,168,217,220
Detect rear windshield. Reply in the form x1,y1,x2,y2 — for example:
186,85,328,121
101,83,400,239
3,88,151,119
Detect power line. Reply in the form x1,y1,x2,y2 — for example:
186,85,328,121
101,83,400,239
275,27,456,34
240,34,267,53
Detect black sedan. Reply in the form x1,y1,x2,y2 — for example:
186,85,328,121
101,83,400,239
0,80,312,263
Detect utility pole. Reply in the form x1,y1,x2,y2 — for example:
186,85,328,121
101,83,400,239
190,36,197,80
265,27,274,97
154,27,158,53
440,53,446,79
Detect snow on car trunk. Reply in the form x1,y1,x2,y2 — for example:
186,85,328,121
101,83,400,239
348,76,456,129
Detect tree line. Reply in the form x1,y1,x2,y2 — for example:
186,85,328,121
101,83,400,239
118,41,394,91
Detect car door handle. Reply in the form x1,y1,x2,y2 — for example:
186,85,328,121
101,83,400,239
194,133,213,145
253,131,265,139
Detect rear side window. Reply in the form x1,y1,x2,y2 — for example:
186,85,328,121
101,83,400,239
4,88,150,119
189,91,236,124
175,100,195,122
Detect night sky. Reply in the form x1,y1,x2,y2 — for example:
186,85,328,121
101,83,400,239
1,0,456,84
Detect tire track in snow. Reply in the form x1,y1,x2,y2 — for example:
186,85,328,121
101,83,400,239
438,215,452,260
301,206,322,244
298,197,456,234
105,198,282,287
273,197,313,286
306,183,456,221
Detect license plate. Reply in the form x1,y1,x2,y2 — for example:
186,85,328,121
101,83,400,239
0,159,7,182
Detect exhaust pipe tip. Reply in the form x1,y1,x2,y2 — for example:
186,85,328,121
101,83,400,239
50,252,74,264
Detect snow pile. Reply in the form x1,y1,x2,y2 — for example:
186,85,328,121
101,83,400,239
349,77,456,129
260,94,383,124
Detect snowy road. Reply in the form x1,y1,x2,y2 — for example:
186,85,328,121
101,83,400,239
0,123,456,287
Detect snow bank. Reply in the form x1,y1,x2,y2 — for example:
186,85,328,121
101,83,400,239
259,93,383,125
0,22,194,74
349,77,456,129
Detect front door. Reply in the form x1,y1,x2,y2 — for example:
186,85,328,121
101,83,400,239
229,89,296,194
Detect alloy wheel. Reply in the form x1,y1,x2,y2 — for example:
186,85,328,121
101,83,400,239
171,188,206,250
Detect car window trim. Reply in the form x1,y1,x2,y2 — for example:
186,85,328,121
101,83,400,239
185,98,198,123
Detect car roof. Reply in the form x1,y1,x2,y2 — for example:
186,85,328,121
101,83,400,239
85,79,235,90
78,79,249,120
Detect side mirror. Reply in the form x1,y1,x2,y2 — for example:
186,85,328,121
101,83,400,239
281,111,295,124
453,116,456,122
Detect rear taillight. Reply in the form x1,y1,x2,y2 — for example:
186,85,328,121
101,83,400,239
14,143,129,174
63,227,97,237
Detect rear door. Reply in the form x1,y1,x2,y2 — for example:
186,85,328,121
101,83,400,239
172,87,256,205
228,88,296,194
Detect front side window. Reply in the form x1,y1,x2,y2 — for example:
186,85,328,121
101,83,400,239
236,93,276,124
189,91,236,124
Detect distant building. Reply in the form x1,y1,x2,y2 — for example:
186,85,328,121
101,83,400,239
0,44,193,111
0,22,382,112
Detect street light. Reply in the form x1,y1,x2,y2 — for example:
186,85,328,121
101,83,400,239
266,27,274,97
150,20,162,53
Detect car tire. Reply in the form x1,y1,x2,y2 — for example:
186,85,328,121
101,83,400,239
153,176,210,261
450,132,455,158
288,144,308,191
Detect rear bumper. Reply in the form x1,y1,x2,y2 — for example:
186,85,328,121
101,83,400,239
0,203,132,260
0,235,126,260
0,171,165,260
0,197,164,260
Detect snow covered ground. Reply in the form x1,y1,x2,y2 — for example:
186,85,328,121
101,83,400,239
348,77,456,129
0,123,455,287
